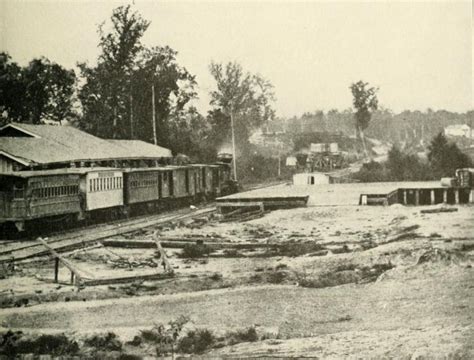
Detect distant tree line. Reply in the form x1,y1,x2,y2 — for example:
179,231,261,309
354,132,472,182
276,108,473,151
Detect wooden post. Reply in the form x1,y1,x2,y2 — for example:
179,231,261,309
455,189,460,204
415,191,419,206
430,190,435,205
54,257,59,283
443,190,448,204
152,231,173,274
36,238,93,286
70,272,75,285
470,190,474,203
403,190,407,205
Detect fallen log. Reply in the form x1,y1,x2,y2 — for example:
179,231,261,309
420,207,458,214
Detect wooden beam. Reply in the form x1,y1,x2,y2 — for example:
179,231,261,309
36,238,93,285
54,257,59,283
152,231,174,274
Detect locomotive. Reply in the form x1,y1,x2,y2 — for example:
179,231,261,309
0,162,233,233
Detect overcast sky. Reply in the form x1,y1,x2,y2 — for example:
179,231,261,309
1,0,472,117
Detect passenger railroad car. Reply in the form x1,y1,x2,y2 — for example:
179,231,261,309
0,169,83,231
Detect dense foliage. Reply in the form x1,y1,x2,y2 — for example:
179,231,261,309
0,53,76,124
275,109,473,151
208,61,276,157
78,5,197,150
354,133,472,182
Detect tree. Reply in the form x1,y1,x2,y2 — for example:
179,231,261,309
22,58,76,123
79,6,197,145
0,53,76,124
428,132,471,178
0,52,26,122
350,80,378,158
79,5,149,138
209,61,275,179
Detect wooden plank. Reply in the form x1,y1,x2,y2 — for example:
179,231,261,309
36,237,94,285
152,231,173,274
83,272,174,286
217,201,264,208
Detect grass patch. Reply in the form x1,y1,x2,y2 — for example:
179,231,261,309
296,262,394,288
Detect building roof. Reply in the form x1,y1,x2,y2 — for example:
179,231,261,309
0,167,121,178
0,122,172,167
108,140,172,158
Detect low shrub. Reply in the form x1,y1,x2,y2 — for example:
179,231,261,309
139,316,190,356
84,332,122,351
17,334,79,356
118,354,143,360
227,327,258,344
266,271,287,284
275,263,288,270
209,272,223,281
180,244,213,258
177,328,215,354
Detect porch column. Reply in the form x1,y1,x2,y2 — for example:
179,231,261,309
454,189,460,204
443,189,448,204
430,190,435,205
415,190,420,206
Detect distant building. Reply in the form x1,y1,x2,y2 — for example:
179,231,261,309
0,122,172,172
293,172,331,185
286,156,297,167
444,124,472,138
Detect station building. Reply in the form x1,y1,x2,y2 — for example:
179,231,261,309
0,122,172,173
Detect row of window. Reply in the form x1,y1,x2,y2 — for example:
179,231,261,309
89,177,123,192
32,185,79,198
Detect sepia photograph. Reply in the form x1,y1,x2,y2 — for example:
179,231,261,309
0,0,473,358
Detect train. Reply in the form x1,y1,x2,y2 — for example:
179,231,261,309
0,162,236,233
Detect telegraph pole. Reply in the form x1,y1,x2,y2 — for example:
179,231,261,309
151,83,157,145
130,92,134,139
230,106,238,181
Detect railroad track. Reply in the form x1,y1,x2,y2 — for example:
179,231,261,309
0,206,216,263
0,181,284,263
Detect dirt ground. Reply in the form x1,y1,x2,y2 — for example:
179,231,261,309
0,201,473,358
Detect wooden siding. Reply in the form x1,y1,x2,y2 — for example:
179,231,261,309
124,170,160,204
85,170,124,210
